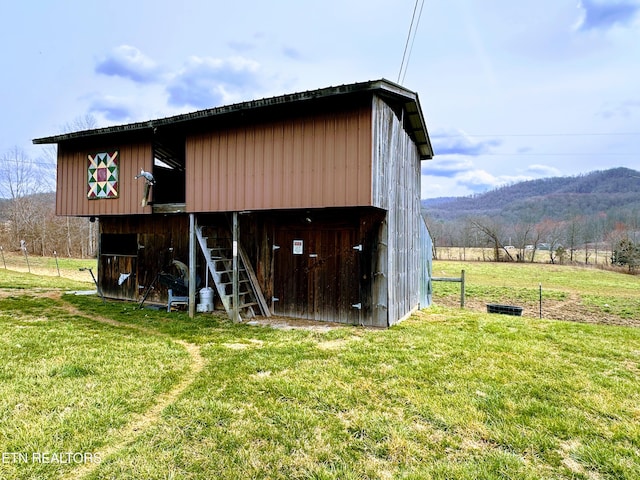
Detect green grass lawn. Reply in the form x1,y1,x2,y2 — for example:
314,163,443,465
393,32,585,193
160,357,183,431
433,260,640,324
1,262,639,479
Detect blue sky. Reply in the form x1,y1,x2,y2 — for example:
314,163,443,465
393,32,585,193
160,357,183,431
2,0,639,198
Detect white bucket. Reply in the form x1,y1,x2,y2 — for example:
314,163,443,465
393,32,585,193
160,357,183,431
198,287,214,312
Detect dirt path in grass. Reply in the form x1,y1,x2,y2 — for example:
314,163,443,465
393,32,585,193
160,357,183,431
53,293,206,480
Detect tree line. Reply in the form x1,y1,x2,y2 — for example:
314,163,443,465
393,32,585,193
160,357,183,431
426,211,639,271
0,115,99,258
0,147,97,258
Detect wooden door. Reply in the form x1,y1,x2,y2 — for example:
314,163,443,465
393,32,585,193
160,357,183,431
99,255,137,300
273,226,361,324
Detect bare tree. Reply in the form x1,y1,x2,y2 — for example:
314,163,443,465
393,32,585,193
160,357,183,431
563,216,582,263
0,147,47,199
0,115,98,257
538,219,564,264
511,221,535,262
469,217,514,261
0,147,54,250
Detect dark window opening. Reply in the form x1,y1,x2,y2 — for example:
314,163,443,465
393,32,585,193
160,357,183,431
152,137,186,204
101,234,137,255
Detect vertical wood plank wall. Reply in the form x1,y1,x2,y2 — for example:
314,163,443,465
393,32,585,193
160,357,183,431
372,97,423,326
56,142,153,216
185,106,373,212
237,208,383,326
99,215,191,302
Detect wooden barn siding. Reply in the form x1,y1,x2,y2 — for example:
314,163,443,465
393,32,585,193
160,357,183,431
99,215,190,302
185,107,373,212
56,142,153,217
235,209,384,326
97,208,387,323
372,97,423,326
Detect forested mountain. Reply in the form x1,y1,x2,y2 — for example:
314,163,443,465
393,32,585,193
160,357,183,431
423,167,640,224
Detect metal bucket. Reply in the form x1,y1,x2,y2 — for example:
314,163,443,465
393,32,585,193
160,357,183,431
198,287,214,312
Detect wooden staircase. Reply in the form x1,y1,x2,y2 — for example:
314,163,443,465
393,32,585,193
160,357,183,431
195,225,270,322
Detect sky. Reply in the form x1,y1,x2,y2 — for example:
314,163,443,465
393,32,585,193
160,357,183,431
1,0,639,199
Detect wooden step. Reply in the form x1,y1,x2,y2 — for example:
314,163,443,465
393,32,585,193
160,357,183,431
196,222,270,321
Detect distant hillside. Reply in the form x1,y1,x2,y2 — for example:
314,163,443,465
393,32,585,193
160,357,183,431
422,167,640,224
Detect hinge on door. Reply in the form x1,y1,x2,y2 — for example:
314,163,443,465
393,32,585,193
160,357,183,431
353,244,363,251
351,302,362,309
272,245,280,251
272,297,279,302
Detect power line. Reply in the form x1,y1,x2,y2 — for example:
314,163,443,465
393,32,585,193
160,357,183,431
0,158,57,168
401,0,425,85
398,0,425,84
434,132,640,138
473,152,637,156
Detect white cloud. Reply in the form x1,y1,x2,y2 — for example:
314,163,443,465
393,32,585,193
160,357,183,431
95,45,162,83
431,129,502,157
575,0,640,31
423,156,475,178
88,95,133,122
166,56,263,108
598,99,640,118
456,169,503,191
525,164,562,177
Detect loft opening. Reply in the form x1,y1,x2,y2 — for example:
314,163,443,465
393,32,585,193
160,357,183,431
151,134,186,205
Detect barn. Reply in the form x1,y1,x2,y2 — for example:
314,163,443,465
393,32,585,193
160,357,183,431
34,79,434,327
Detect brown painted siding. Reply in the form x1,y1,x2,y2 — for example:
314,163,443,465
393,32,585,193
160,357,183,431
185,106,373,212
56,142,153,216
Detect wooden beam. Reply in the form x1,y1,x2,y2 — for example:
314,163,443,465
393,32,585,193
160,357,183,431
188,213,196,318
232,212,240,322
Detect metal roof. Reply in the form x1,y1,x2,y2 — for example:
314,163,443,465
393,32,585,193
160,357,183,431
33,78,433,159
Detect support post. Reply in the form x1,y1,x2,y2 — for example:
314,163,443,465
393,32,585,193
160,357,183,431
539,283,542,319
188,213,196,318
21,240,30,273
431,269,466,308
232,211,240,322
460,269,465,308
54,251,60,276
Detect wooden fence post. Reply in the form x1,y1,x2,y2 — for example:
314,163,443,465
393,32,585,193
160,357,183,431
432,269,466,308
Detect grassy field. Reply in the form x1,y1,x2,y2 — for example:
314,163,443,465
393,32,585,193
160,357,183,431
436,247,614,266
432,260,640,327
1,258,639,479
0,251,96,283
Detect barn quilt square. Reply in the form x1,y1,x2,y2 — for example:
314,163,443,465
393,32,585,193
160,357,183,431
88,151,119,199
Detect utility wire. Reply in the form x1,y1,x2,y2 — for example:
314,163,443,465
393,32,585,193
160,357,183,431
473,152,637,156
401,0,425,85
435,132,640,138
398,0,425,84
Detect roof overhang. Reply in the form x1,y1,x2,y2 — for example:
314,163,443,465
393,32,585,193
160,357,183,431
33,78,433,160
